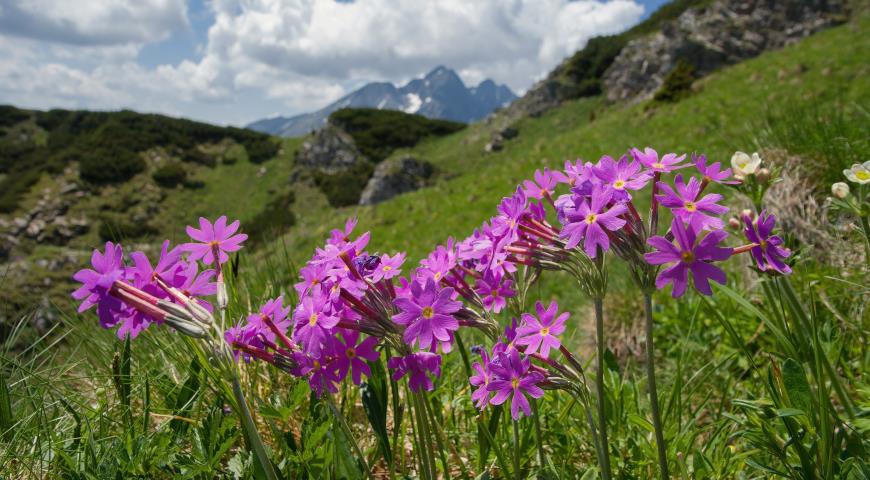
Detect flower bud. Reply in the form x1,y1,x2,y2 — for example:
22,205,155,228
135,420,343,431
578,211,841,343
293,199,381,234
756,168,771,185
740,209,755,221
164,315,208,339
728,217,741,230
831,182,850,199
217,281,228,311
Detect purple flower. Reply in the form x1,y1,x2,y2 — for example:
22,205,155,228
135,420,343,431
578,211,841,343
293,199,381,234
645,218,733,297
329,330,380,385
292,287,340,355
656,175,728,231
370,252,406,283
474,272,515,314
248,296,292,344
469,348,492,410
418,243,456,283
295,262,330,295
694,154,739,185
631,147,688,173
563,159,597,194
296,353,339,398
182,216,247,265
72,242,126,329
743,211,792,275
560,188,628,256
177,262,217,299
127,240,183,290
393,279,462,351
486,349,545,420
522,168,567,199
593,155,651,201
515,300,569,358
387,352,442,392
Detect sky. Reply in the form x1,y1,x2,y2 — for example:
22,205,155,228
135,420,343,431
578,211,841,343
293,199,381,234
0,0,668,126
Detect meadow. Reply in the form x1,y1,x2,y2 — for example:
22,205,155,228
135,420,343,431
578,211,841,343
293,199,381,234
2,13,870,480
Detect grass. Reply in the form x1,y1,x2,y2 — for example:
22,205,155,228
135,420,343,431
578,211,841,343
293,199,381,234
2,13,870,480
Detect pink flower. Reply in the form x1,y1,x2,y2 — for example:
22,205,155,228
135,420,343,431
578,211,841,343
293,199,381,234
515,300,569,358
474,272,515,313
328,330,380,385
486,349,545,420
387,352,442,392
656,175,728,231
182,216,247,265
393,279,462,351
370,252,406,283
631,147,688,173
560,187,628,257
292,287,339,355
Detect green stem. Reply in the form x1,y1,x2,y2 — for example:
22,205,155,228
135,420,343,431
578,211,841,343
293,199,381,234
231,373,278,480
412,392,436,480
326,393,375,480
594,298,614,480
643,294,669,479
512,419,521,480
530,399,546,471
860,214,870,269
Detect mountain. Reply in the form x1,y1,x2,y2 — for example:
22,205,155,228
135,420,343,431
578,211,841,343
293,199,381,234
247,66,516,137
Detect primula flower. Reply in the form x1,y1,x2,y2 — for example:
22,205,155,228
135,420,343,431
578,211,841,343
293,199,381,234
694,154,739,185
393,279,462,350
329,330,380,385
843,161,870,185
182,216,248,265
296,353,340,398
487,349,545,420
370,252,406,283
743,210,792,275
474,272,515,313
248,296,292,344
387,352,442,392
522,168,567,200
469,348,492,409
292,287,339,355
593,154,651,201
645,218,733,297
127,240,184,291
631,147,687,173
72,242,126,328
563,160,597,194
515,300,569,358
656,175,728,231
560,188,628,256
731,151,762,177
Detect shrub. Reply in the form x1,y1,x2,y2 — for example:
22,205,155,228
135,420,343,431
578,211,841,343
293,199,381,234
312,161,374,207
245,191,296,244
152,163,188,188
0,105,30,129
78,146,145,184
245,137,280,164
653,59,697,103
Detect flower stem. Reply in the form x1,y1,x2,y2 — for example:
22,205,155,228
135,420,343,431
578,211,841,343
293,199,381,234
512,418,521,480
326,393,375,480
594,298,614,480
860,214,870,269
643,294,669,479
530,399,546,471
412,392,436,480
231,372,279,480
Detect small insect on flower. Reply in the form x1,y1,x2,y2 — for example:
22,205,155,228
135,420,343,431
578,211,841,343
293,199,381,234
182,216,248,265
831,182,850,199
843,161,870,185
731,151,762,178
486,349,545,420
645,218,733,297
515,300,569,358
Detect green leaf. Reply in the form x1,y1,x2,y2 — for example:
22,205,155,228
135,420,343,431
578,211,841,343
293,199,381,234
361,360,392,466
775,408,806,418
0,370,13,440
170,359,201,435
627,414,654,433
781,358,813,414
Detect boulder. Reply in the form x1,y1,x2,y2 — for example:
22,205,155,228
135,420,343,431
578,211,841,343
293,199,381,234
359,156,434,205
603,0,846,102
294,124,368,174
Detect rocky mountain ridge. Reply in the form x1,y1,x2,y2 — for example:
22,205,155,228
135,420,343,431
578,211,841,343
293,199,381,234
247,66,515,137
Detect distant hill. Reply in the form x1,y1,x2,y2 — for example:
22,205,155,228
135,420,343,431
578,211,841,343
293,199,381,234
247,66,516,137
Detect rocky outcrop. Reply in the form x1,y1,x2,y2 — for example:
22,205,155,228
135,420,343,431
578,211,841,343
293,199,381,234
359,156,434,205
603,0,846,102
294,125,368,174
1,181,90,247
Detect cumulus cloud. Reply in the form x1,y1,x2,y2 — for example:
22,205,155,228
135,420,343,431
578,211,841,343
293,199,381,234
0,0,646,125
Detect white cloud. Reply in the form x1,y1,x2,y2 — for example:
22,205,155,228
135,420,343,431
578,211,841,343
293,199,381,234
0,0,645,125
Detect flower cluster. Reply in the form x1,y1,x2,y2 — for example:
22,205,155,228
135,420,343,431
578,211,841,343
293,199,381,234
71,216,245,339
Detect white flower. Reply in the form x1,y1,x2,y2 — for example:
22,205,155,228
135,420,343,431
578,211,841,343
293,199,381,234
731,151,762,176
831,182,850,199
843,161,870,184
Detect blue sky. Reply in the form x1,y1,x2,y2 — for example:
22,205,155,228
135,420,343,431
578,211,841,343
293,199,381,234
0,1,666,126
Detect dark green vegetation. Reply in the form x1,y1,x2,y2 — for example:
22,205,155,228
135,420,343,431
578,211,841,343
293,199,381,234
2,11,870,479
652,59,697,103
0,107,279,211
311,161,374,208
328,108,465,162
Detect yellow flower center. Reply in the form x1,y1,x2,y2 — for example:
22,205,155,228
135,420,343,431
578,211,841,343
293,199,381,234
652,162,665,169
434,272,442,281
383,265,392,271
684,201,697,212
760,240,768,250
857,171,870,180
308,313,318,326
346,348,356,359
511,378,520,389
585,213,597,224
491,289,499,298
540,327,550,336
209,240,220,248
681,251,695,262
613,180,626,189
422,306,434,319
312,360,321,369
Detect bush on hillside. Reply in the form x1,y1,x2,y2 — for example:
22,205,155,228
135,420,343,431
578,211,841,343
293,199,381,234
78,146,146,185
329,108,465,162
245,191,296,244
653,59,697,103
558,35,628,98
245,137,280,164
152,163,188,188
312,161,374,207
0,105,30,129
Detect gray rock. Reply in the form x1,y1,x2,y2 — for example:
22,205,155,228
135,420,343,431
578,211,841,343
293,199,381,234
499,127,519,140
603,0,846,103
359,156,434,205
294,124,368,174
